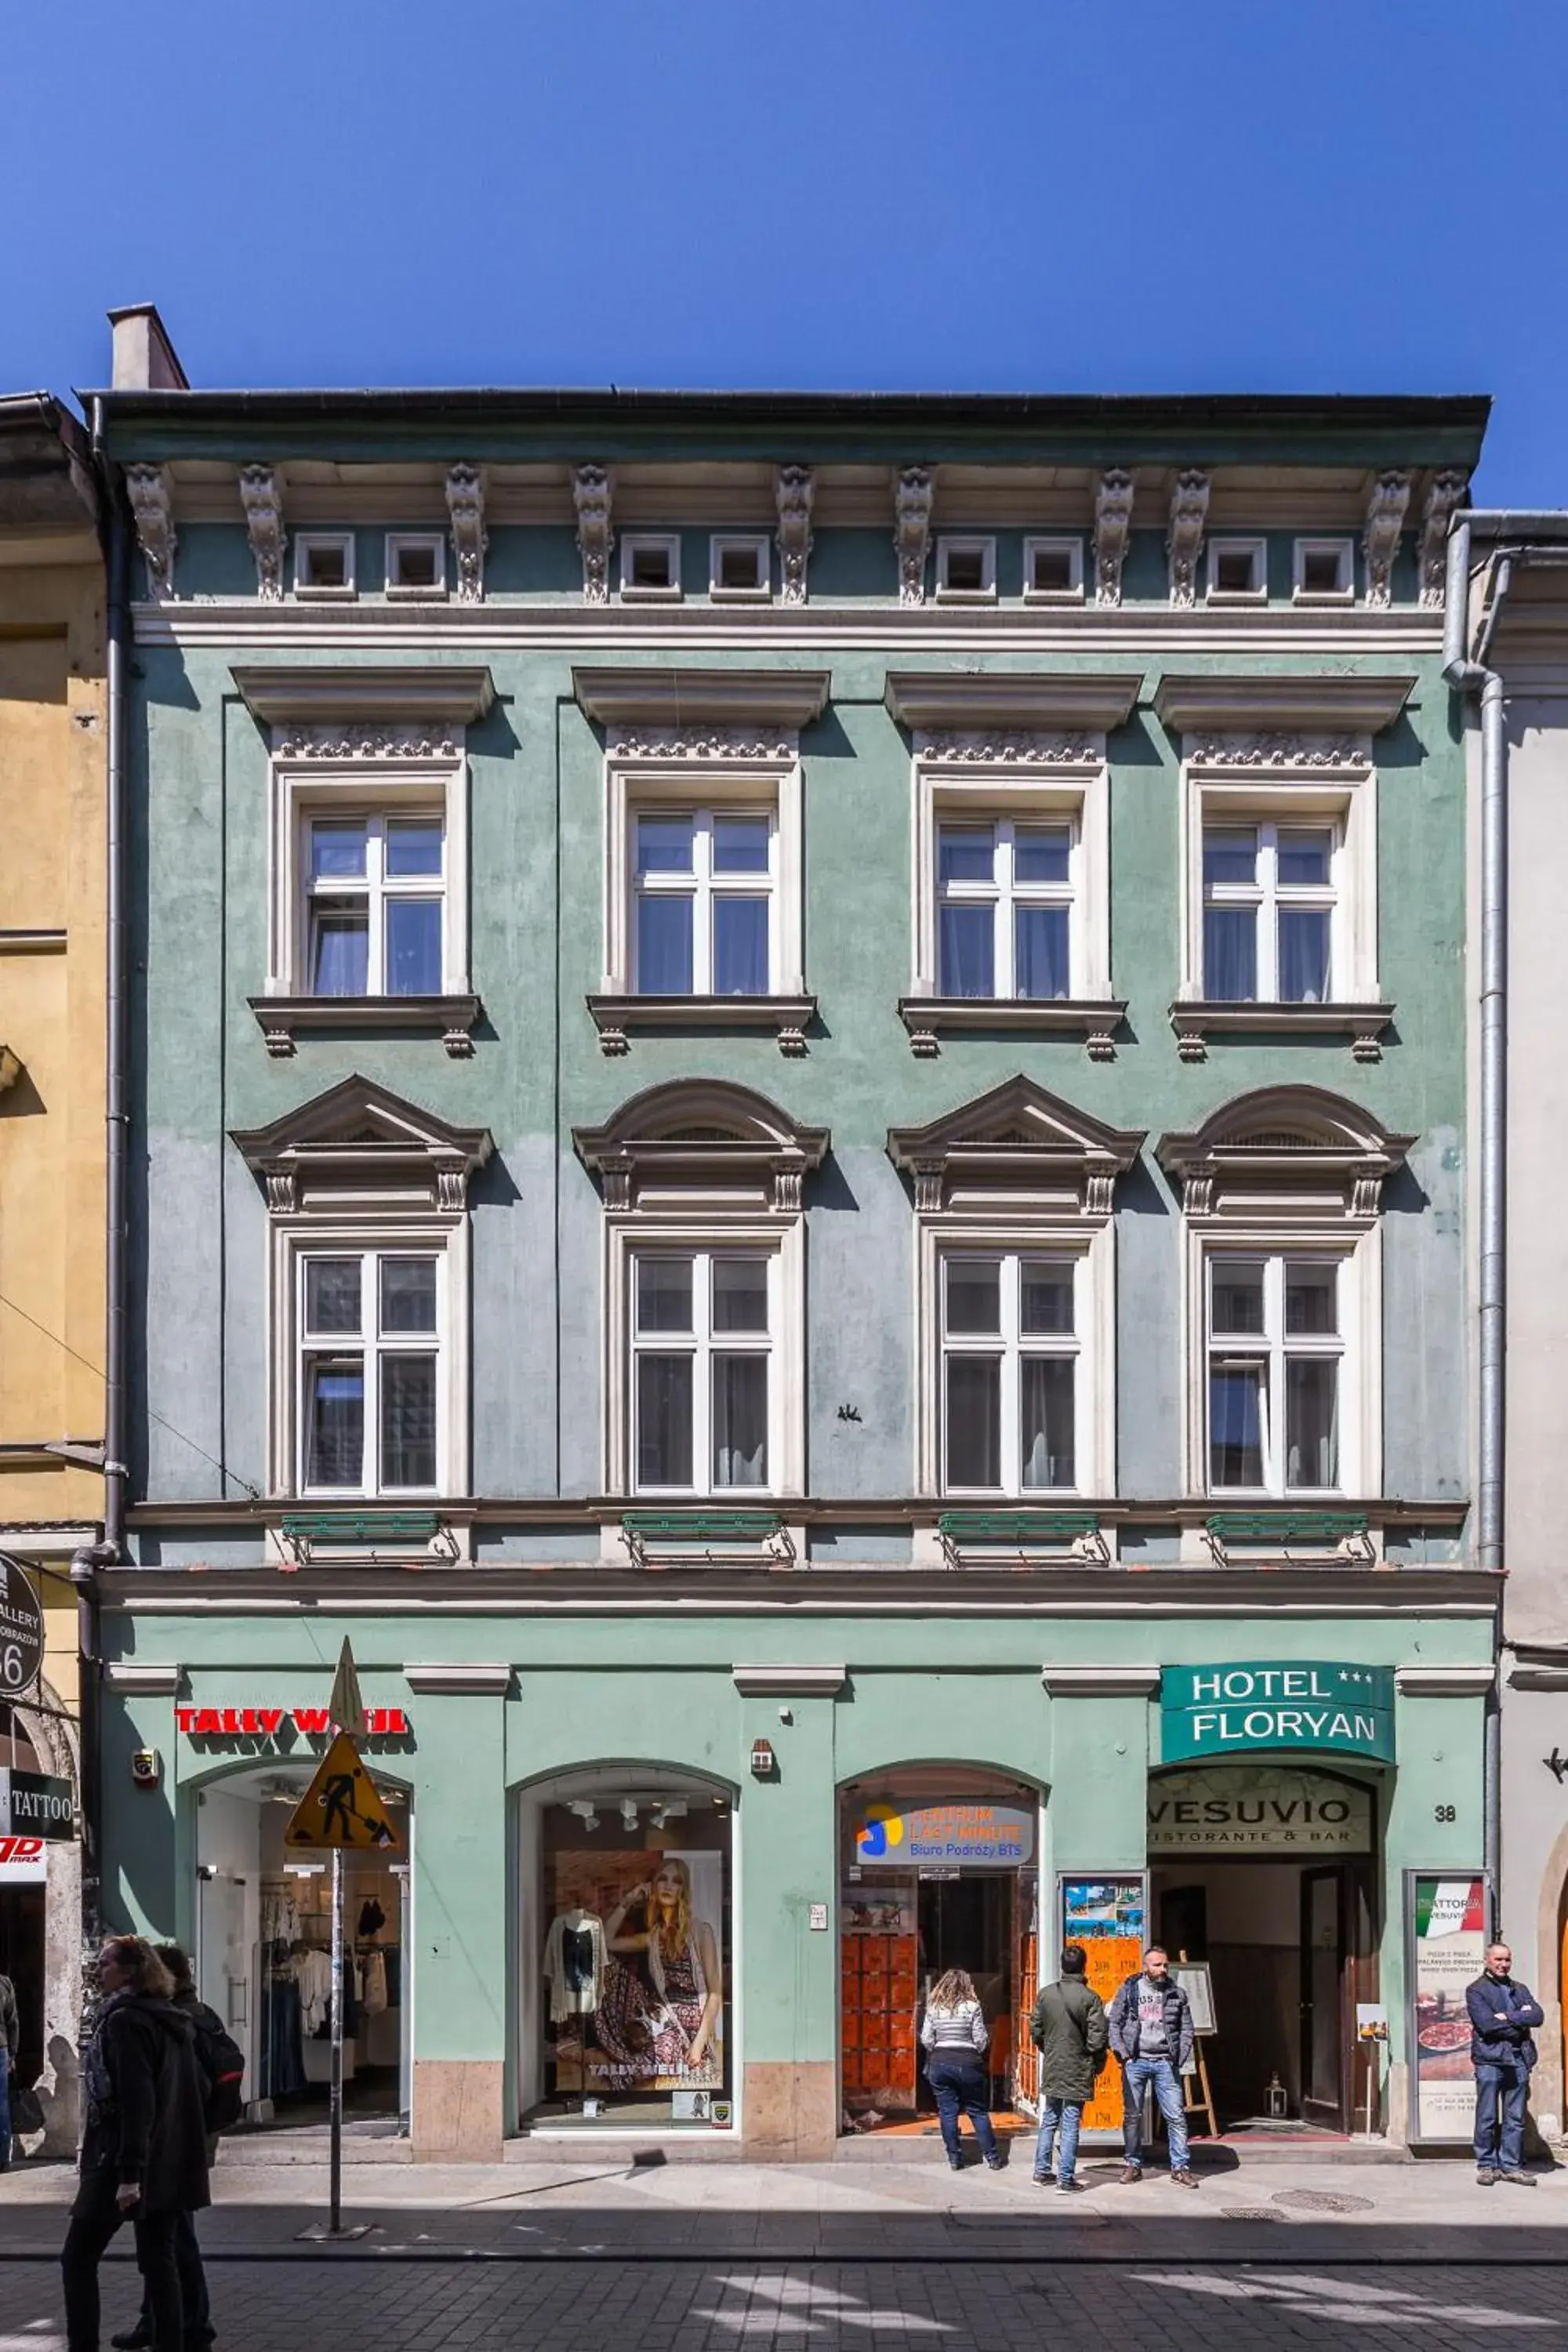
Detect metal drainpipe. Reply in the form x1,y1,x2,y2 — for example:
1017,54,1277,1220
1443,516,1512,1919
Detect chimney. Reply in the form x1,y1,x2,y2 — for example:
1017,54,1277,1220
107,305,189,392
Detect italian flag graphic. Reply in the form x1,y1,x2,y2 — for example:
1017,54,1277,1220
1416,1878,1486,1939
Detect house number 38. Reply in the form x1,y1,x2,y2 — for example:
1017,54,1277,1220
1434,1804,1457,1823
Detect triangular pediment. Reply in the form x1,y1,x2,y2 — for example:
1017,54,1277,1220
233,1074,493,1167
887,1076,1145,1174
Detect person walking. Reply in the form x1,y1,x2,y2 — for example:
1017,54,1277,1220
1029,1944,1108,2192
1468,1940,1544,2187
0,1964,18,2171
60,1937,212,2352
1107,1945,1198,2187
111,1947,228,2352
920,1968,1004,2171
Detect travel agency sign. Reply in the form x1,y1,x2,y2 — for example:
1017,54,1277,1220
1161,1661,1396,1765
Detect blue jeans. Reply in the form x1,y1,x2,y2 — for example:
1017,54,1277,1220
1033,2095,1083,2183
1121,2054,1189,2172
1474,2058,1530,2170
926,2056,997,2162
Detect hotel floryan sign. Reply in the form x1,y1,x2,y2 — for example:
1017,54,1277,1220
1160,1661,1396,1765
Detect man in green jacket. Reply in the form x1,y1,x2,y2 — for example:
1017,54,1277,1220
1029,1944,1108,2192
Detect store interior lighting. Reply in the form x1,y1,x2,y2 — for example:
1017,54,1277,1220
620,1798,639,1831
568,1799,601,1831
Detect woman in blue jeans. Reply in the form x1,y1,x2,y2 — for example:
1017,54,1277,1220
920,1969,1003,2171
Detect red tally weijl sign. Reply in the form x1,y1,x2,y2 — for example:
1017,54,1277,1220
176,1707,410,1739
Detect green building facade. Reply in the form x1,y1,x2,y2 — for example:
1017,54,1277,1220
98,335,1494,2157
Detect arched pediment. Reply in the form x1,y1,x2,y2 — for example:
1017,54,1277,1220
231,1075,494,1216
887,1075,1145,1219
574,1079,829,1215
1156,1085,1414,1221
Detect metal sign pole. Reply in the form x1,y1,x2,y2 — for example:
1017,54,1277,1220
329,1844,343,2235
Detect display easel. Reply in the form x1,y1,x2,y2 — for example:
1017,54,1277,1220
1176,1950,1219,2139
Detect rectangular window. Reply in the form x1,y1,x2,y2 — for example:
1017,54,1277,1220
1201,820,1334,1004
1022,536,1085,602
1207,538,1267,601
632,807,775,996
305,813,445,996
1206,1254,1342,1494
385,533,447,596
941,1252,1078,1494
1294,538,1354,602
299,1249,442,1494
935,538,997,601
620,534,682,600
936,818,1073,1000
294,534,356,598
631,1250,773,1494
709,534,771,600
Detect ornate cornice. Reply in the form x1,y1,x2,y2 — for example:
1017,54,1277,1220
1363,472,1410,610
886,670,1142,735
1156,1084,1414,1221
575,666,829,731
239,465,285,601
231,663,495,728
1185,731,1369,770
611,728,795,761
914,731,1101,765
575,1077,828,1218
1094,468,1136,608
1419,470,1468,610
232,1074,493,1216
573,464,614,604
894,466,934,605
1167,470,1210,608
1154,672,1414,739
446,464,487,604
274,723,461,761
126,463,176,601
887,1075,1144,1221
775,464,815,607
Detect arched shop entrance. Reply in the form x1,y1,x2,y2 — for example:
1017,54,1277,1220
0,1684,80,2154
838,1766,1041,2136
192,1759,412,2140
1147,1762,1381,2135
516,1764,735,2133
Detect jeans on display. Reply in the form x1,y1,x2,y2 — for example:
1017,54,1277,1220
60,2167,183,2352
1120,2055,1190,2172
1473,2058,1530,2171
925,2056,998,2163
1033,2095,1083,2183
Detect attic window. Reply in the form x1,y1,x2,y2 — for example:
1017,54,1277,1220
386,534,446,597
1023,539,1084,602
295,534,355,599
710,535,771,601
1294,539,1354,603
935,538,997,602
621,535,682,601
1207,539,1266,601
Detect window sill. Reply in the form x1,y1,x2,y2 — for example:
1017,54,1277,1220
898,995,1126,1061
587,992,816,1057
1201,1509,1376,1568
249,993,483,1058
619,1508,796,1569
273,1507,468,1569
936,1509,1109,1568
1169,999,1394,1063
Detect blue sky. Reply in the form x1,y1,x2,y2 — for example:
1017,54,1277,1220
5,0,1566,501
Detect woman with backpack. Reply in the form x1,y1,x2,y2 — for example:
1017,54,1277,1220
61,1937,212,2352
110,1946,238,2352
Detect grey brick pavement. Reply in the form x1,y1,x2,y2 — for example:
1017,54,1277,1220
0,2256,1563,2350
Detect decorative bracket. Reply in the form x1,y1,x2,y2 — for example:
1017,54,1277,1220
775,464,815,607
573,465,614,604
238,466,285,601
1363,472,1410,610
1167,471,1210,608
1094,469,1135,608
894,466,934,605
446,464,487,604
125,464,176,600
1419,470,1468,609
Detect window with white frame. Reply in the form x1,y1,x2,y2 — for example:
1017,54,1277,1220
1023,537,1084,602
935,816,1075,1000
293,534,356,598
1207,538,1267,601
619,534,682,600
940,1250,1081,1494
631,1248,778,1493
1206,1251,1345,1494
631,805,777,996
935,537,996,602
1201,818,1337,1004
297,1247,446,1495
304,811,446,996
1294,538,1354,602
385,533,447,596
709,534,771,601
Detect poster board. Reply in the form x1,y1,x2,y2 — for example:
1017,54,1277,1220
549,1846,726,2096
1406,1869,1490,2146
1058,1875,1146,2134
1171,1960,1216,2038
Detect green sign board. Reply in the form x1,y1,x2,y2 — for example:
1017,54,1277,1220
1161,1661,1396,1764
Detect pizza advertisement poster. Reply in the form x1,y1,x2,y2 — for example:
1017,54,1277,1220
1411,1873,1486,2140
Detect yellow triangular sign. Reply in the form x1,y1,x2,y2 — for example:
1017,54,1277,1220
283,1732,403,1853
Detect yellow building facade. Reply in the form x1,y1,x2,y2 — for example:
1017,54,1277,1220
0,395,105,2147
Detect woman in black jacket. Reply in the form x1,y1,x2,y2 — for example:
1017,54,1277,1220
60,1937,212,2352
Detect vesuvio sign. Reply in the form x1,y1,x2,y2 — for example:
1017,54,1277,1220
176,1705,410,1739
1161,1662,1396,1764
1149,1766,1374,1855
0,1768,74,1840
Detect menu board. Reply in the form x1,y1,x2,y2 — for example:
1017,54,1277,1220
1410,1873,1486,2142
1059,1876,1145,2132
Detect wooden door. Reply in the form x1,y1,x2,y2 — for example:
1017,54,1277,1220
1300,1865,1346,2129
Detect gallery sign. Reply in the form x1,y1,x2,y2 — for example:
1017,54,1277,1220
1161,1661,1395,1764
0,1555,45,1700
176,1704,410,1740
1148,1766,1374,1856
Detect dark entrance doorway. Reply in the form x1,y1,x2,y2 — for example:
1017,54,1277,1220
916,1872,1014,2114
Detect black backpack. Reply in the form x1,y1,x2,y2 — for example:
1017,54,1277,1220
187,2000,246,2132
